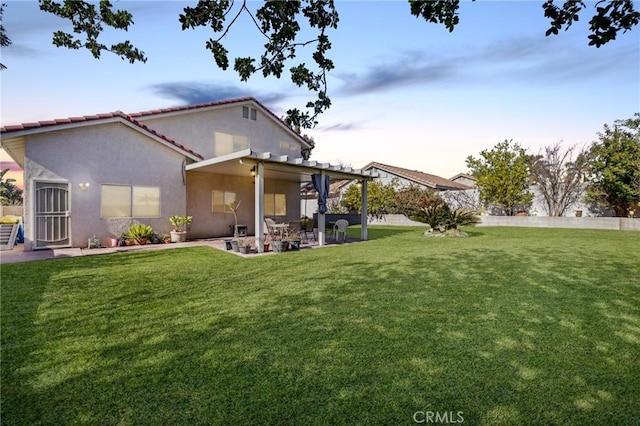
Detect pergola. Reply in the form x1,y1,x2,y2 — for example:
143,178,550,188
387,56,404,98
185,149,378,253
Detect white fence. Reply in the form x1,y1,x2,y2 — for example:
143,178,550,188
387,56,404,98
369,214,640,231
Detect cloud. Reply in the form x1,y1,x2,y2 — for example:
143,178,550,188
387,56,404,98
147,81,289,106
336,52,455,96
317,121,365,132
334,36,638,97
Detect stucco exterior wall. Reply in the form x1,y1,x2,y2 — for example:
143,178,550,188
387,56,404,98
23,123,188,249
139,105,304,159
186,171,301,238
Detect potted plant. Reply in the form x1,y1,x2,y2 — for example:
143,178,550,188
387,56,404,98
288,231,301,251
106,218,132,247
169,215,192,242
271,236,288,253
238,238,253,254
124,223,154,245
226,200,242,237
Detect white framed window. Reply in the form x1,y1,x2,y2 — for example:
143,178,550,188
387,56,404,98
242,106,257,121
101,185,160,218
265,193,286,216
214,132,250,157
212,190,237,213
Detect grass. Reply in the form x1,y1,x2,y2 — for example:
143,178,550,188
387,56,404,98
1,226,639,425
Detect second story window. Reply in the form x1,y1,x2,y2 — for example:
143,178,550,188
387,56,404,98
214,132,250,157
280,141,301,157
242,106,257,121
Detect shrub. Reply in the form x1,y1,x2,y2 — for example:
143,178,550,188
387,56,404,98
124,223,154,244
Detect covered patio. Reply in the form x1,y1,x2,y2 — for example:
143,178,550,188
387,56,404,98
185,149,377,253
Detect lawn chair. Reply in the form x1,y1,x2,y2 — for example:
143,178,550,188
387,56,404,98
333,219,349,242
301,218,316,242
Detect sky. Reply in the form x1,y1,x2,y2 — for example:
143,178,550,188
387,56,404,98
1,0,639,187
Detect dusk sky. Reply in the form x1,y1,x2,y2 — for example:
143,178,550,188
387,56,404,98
1,1,639,182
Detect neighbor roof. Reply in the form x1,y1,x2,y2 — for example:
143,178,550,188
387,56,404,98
363,162,472,190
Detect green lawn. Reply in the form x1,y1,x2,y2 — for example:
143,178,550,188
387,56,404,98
2,226,639,425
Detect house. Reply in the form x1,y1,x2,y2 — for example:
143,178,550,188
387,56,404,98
449,173,476,188
1,97,375,252
300,161,472,218
363,162,472,191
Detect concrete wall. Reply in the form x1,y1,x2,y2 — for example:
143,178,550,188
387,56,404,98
23,122,188,249
368,214,639,231
476,216,640,231
0,206,24,217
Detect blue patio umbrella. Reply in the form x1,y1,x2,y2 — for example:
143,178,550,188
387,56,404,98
312,174,330,214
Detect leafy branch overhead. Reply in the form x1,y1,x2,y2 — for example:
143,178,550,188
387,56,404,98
5,1,638,128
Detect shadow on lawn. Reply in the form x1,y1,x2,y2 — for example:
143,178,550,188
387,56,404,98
2,240,638,424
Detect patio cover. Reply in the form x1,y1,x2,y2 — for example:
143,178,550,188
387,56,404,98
185,149,377,252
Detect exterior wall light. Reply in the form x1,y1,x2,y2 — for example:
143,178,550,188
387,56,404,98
79,182,90,191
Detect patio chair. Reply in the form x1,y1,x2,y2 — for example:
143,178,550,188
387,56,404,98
302,218,316,242
333,219,349,242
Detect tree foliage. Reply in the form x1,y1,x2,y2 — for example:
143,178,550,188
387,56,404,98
466,140,534,216
585,114,640,217
2,0,637,127
0,3,11,70
393,186,478,232
529,143,589,216
393,184,443,222
341,179,397,219
0,168,23,206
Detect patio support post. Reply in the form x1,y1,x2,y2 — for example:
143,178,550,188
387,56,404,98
254,162,264,253
360,179,368,241
318,171,326,246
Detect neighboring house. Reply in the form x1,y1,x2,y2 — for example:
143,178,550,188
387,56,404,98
300,179,351,216
301,161,472,215
450,173,476,188
363,162,473,191
1,97,374,251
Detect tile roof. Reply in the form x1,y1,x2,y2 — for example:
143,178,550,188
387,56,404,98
1,110,204,160
0,97,308,158
364,162,472,190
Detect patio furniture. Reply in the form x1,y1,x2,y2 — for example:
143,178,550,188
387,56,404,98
265,218,289,240
302,218,316,242
333,219,349,242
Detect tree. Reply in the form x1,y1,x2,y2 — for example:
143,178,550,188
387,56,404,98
466,140,534,216
585,114,640,217
0,3,11,70
0,168,23,206
529,143,589,216
393,184,443,222
393,185,478,235
341,179,397,219
4,0,638,128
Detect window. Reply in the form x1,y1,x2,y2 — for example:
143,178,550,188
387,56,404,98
242,106,257,121
265,193,286,216
280,141,301,157
101,185,160,218
212,190,237,213
214,132,250,157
